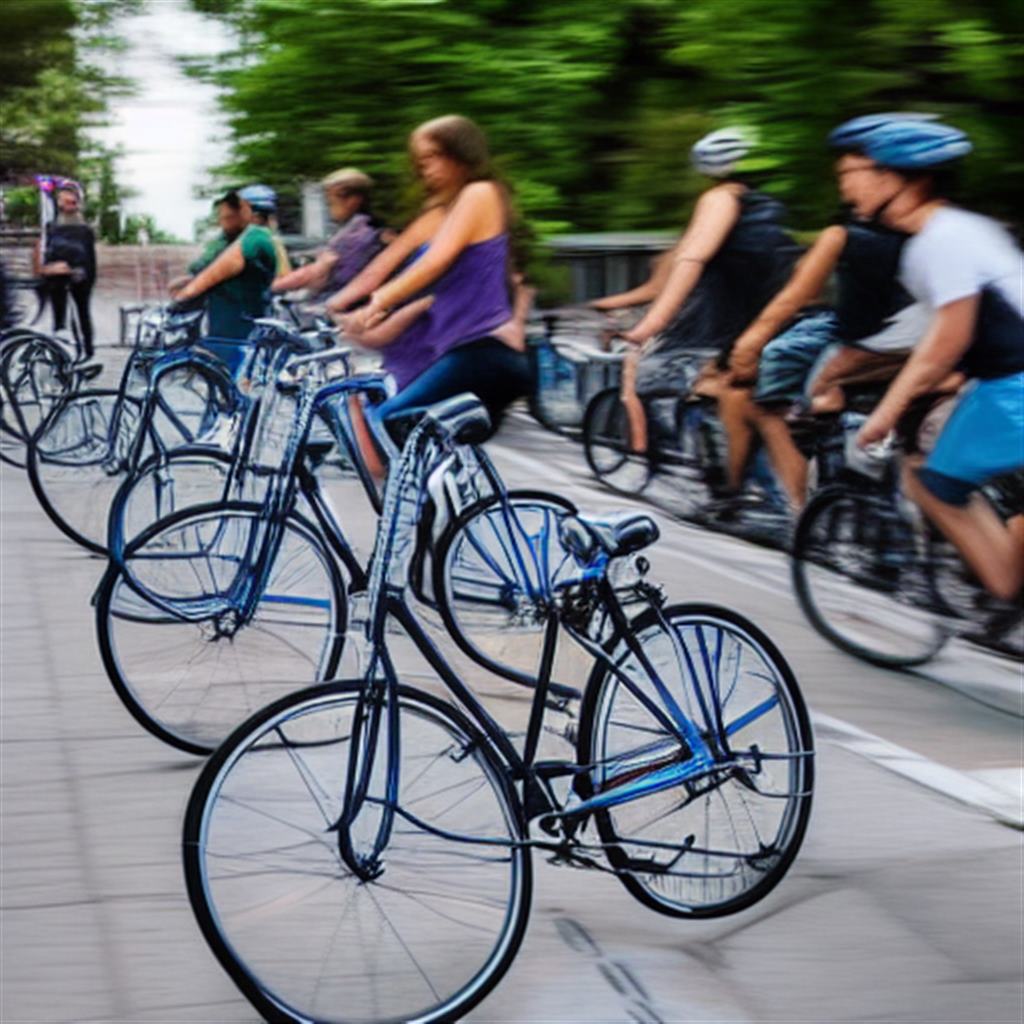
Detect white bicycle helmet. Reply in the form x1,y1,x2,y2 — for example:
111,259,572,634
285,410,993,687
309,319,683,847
690,128,753,178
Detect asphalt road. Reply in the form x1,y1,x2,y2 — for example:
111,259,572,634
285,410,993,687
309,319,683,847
1,392,1021,1023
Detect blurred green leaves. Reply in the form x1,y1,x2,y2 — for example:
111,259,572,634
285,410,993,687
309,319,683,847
189,0,1021,236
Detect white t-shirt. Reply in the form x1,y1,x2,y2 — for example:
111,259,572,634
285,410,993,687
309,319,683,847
857,301,931,353
900,206,1023,316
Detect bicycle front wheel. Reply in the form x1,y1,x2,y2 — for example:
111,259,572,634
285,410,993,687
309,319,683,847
578,603,814,918
27,388,142,552
106,446,240,554
433,490,576,682
792,487,948,666
0,333,74,467
582,387,652,494
184,681,531,1024
96,501,347,754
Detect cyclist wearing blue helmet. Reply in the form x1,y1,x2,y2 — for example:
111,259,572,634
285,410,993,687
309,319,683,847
849,115,1024,601
714,116,936,509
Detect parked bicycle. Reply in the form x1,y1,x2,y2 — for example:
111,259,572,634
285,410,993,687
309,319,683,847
182,392,814,1024
96,346,576,754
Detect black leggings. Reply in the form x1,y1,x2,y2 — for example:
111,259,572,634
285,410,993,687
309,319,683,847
49,278,94,358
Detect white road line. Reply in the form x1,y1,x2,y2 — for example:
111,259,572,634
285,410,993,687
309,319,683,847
813,711,1024,829
495,431,1024,720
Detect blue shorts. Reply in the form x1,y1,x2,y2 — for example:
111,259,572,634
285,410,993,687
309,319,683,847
753,312,837,406
918,372,1024,506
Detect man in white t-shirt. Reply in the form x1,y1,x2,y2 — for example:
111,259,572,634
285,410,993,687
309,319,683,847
831,115,1024,604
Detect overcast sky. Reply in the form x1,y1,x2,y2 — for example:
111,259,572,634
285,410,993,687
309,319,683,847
91,0,234,240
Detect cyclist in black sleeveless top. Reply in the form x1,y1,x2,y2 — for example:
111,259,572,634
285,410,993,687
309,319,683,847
592,128,799,453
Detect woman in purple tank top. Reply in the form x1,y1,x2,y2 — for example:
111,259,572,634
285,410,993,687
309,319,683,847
344,115,533,435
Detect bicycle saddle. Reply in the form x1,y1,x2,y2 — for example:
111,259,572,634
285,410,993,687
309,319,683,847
389,393,492,446
559,510,659,561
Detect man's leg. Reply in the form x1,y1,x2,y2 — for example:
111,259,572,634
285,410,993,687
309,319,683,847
619,349,648,454
755,409,808,510
49,281,69,334
903,464,1024,600
748,314,837,509
717,386,756,492
70,281,95,359
908,374,1024,601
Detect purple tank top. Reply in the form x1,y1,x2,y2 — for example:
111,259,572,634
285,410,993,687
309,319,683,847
383,233,511,388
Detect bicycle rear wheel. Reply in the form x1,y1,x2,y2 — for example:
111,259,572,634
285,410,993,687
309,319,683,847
578,603,813,917
96,501,346,754
792,486,948,666
433,490,576,682
184,680,531,1024
582,387,652,494
27,389,142,552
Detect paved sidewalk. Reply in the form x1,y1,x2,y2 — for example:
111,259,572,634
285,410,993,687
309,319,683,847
3,443,1023,1022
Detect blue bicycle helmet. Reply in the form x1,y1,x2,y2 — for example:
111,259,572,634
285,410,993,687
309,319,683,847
238,184,278,212
829,114,971,169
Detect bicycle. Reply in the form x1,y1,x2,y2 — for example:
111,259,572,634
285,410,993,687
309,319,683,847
95,354,577,755
791,406,1023,666
103,315,338,558
182,393,814,1024
0,276,104,469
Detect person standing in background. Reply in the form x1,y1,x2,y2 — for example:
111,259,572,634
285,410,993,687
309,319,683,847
33,179,97,360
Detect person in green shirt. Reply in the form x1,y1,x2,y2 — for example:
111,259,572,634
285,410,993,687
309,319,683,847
172,186,283,372
237,184,292,278
169,190,249,294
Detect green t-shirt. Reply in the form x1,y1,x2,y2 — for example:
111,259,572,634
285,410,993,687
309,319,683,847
188,233,229,275
206,225,278,339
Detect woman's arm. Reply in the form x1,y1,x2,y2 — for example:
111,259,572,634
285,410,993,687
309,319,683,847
368,182,504,316
590,251,674,311
272,251,336,294
728,225,846,381
339,296,434,349
858,294,979,445
326,208,444,313
175,240,244,301
624,187,743,344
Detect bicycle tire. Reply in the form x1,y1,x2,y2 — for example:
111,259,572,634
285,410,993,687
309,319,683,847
106,445,239,556
27,388,143,552
582,387,653,494
96,500,347,755
183,680,532,1023
792,486,948,667
577,602,814,918
432,489,577,683
0,333,75,466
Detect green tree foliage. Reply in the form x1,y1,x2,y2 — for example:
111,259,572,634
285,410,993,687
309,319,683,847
2,0,140,240
191,0,1022,237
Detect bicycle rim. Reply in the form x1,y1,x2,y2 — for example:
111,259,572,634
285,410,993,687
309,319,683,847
579,603,814,917
98,501,346,754
434,491,575,682
583,389,652,494
793,489,948,666
28,390,141,552
183,681,531,1023
108,447,238,554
